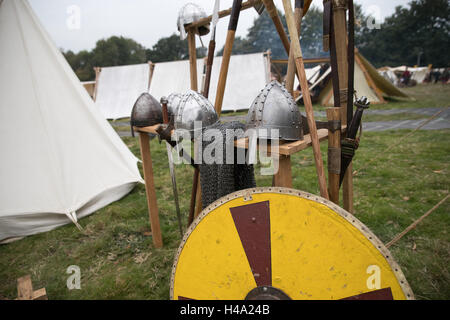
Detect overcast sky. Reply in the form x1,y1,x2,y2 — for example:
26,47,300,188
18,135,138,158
29,0,411,53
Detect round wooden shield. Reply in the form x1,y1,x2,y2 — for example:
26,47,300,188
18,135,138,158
170,188,414,300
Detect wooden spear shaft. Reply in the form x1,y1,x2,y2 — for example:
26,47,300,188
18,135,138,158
214,0,243,117
282,0,329,199
285,0,303,95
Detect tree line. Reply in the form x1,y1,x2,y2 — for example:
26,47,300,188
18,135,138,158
64,0,449,82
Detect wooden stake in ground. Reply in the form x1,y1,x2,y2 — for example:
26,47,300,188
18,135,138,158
282,0,329,200
17,275,48,300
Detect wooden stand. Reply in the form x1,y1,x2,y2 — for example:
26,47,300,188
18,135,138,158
136,125,163,248
235,129,333,188
179,0,355,215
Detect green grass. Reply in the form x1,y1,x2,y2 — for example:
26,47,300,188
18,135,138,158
0,85,449,300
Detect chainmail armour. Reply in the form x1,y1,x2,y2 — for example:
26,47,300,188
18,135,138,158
198,121,256,208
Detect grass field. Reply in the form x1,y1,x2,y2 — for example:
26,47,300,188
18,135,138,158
0,84,448,300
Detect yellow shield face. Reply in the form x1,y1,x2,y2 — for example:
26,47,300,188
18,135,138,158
171,188,414,300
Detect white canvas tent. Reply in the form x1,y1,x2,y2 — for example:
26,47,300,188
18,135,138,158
94,52,271,118
95,63,152,120
378,67,400,86
0,0,143,242
150,58,204,104
389,66,430,84
206,52,272,112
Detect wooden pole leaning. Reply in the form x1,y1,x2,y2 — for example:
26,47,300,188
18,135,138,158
332,0,354,212
262,0,291,55
282,0,329,200
327,108,341,204
186,28,204,221
138,132,163,248
214,0,243,117
285,0,304,95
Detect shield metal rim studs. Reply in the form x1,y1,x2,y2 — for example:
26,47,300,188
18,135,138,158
170,187,414,300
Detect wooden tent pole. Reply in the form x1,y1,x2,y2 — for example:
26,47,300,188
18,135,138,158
332,0,353,213
92,67,101,102
147,61,155,92
282,0,329,200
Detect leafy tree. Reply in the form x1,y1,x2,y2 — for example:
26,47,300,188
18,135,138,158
91,36,147,67
64,36,147,80
299,6,327,58
63,49,95,81
146,33,206,63
217,7,326,59
358,0,450,67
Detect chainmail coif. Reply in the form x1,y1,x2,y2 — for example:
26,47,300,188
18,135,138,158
198,121,256,208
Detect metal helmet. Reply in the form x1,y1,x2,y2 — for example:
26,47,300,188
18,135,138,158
177,3,210,39
167,93,183,124
246,81,303,141
174,90,219,136
130,93,163,129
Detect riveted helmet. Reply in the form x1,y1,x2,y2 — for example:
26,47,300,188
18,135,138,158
174,90,219,137
130,93,163,136
246,81,303,141
177,3,210,39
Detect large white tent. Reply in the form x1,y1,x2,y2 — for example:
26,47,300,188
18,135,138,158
0,0,143,242
93,52,271,119
95,63,152,120
206,52,272,112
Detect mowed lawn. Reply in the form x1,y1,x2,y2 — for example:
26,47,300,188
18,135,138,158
0,84,448,300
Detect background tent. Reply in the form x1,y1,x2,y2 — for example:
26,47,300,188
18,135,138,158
93,52,271,118
149,58,204,105
206,52,272,112
315,51,410,106
0,0,143,242
389,66,430,84
95,63,152,120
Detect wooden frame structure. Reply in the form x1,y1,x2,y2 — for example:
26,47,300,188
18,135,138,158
135,0,356,247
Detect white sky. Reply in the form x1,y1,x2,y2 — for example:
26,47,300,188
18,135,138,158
29,0,411,53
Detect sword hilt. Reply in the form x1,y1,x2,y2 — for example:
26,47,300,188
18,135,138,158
161,97,169,125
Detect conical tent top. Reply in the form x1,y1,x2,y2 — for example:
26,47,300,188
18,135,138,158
246,81,303,141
